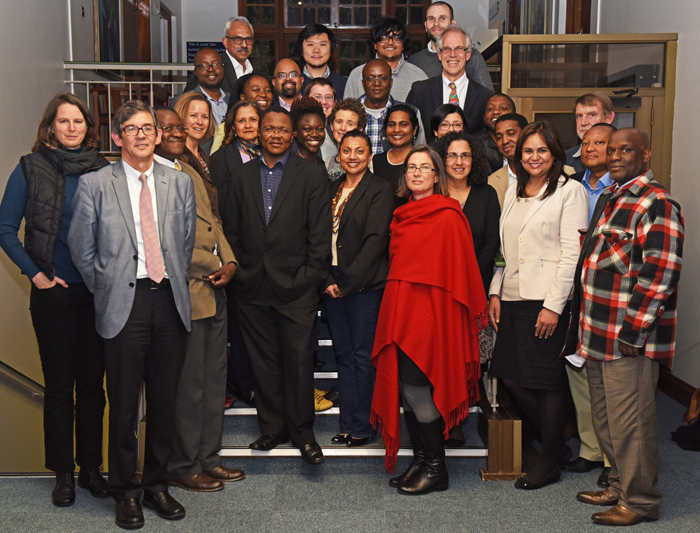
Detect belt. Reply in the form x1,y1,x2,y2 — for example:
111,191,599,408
136,278,171,290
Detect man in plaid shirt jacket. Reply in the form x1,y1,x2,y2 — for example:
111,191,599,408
563,128,684,526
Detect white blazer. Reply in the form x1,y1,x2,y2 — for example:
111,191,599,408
489,176,589,315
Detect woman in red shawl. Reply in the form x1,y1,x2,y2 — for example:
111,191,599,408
370,145,487,495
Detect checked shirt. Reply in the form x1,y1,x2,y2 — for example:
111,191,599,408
577,170,684,368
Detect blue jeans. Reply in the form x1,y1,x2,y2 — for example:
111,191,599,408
324,283,383,438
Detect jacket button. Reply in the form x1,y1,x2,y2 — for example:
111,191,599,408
519,258,524,263
338,245,342,249
208,226,212,232
133,255,137,260
518,236,523,242
129,282,134,287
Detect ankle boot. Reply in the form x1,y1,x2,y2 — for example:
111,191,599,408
52,471,76,507
398,418,449,495
389,411,424,487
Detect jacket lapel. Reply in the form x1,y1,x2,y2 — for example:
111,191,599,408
462,83,479,121
153,162,170,237
268,154,300,224
520,177,564,231
245,159,266,224
430,77,442,110
113,161,138,249
338,171,370,234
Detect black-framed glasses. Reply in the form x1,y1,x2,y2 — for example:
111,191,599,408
441,46,467,55
363,75,390,84
379,34,403,44
122,125,156,136
406,164,435,174
274,72,300,80
195,62,224,71
161,126,186,133
226,35,254,46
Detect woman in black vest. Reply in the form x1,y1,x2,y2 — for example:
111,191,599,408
0,93,110,506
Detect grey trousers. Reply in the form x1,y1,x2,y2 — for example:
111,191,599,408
587,355,661,519
169,289,228,479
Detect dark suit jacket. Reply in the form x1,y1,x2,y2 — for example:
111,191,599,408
325,170,394,297
461,183,501,294
210,141,245,221
406,75,494,143
184,53,254,97
570,170,585,183
221,152,331,302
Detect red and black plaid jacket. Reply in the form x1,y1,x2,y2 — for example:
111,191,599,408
573,170,684,368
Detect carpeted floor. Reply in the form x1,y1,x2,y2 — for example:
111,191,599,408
2,391,698,533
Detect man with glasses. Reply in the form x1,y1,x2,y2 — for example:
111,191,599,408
68,101,196,529
174,48,228,126
221,106,331,465
184,17,255,96
273,59,303,111
358,59,426,154
344,17,428,102
298,23,347,99
407,23,494,143
407,1,494,91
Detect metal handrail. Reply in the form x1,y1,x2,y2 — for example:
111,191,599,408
0,359,44,400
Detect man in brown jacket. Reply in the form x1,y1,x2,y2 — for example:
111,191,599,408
153,107,245,492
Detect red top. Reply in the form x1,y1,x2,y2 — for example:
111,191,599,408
370,193,487,472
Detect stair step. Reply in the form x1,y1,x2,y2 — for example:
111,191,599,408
219,446,488,458
225,406,481,417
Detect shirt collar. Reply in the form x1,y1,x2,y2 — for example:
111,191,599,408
225,50,253,75
427,41,437,54
303,64,330,79
359,94,394,111
201,87,226,104
153,153,177,169
122,158,154,182
260,150,290,171
442,72,467,90
375,53,405,75
573,144,582,157
582,170,613,191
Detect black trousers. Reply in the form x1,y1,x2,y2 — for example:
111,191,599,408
30,283,106,473
235,277,318,446
102,281,187,501
225,285,256,395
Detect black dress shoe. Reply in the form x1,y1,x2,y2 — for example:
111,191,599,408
324,387,340,406
52,472,75,507
346,437,371,447
598,467,612,488
299,442,325,464
514,468,561,490
78,467,110,498
142,490,185,520
249,434,289,450
331,433,350,445
115,498,144,530
562,457,604,473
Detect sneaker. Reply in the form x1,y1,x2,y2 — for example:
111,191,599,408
314,389,333,412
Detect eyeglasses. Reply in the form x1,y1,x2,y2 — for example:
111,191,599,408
446,152,472,160
274,72,300,80
312,94,336,102
122,125,156,136
364,75,390,84
262,126,292,135
441,46,467,55
226,36,254,46
195,62,224,71
379,34,403,44
406,165,435,174
438,121,464,132
161,126,186,133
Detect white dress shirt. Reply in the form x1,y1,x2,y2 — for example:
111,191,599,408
442,72,469,108
226,50,253,78
122,159,168,279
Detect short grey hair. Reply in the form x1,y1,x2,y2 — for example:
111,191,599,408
436,23,472,52
112,100,158,138
225,16,254,37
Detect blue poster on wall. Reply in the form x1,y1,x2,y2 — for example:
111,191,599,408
186,42,227,63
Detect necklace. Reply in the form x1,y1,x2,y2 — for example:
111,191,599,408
332,181,355,234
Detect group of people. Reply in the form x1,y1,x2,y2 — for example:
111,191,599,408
0,1,685,530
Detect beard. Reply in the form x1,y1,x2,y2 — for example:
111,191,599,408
281,84,298,98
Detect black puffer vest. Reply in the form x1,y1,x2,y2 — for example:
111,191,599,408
20,147,108,278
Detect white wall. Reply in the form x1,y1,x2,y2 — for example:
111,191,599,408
598,0,700,387
181,0,236,60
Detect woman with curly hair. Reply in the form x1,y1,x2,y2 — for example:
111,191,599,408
325,98,368,182
291,96,326,165
435,131,501,446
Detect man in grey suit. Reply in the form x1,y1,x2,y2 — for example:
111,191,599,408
68,100,196,530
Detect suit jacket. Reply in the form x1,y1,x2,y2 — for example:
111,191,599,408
221,152,331,302
565,144,585,173
67,160,196,338
210,141,246,225
489,176,589,315
406,75,494,143
184,53,253,97
461,183,501,294
488,164,577,209
178,160,236,321
325,170,394,297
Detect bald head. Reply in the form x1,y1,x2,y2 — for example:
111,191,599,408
362,59,393,109
606,127,651,184
273,58,302,103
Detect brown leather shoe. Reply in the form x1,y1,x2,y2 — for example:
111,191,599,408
170,473,223,492
203,465,246,482
576,489,619,506
591,504,658,526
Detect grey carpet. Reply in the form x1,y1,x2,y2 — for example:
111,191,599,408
1,392,699,532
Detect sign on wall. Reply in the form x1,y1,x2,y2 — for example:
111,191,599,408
186,41,227,63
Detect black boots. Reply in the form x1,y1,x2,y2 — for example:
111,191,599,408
395,417,449,495
78,467,110,498
389,411,424,487
52,472,75,507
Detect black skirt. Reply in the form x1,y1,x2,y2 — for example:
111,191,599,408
489,300,571,390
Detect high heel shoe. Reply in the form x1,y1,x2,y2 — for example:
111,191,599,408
331,433,350,445
514,467,561,490
346,437,371,447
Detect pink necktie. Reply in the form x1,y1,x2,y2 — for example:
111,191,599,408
448,82,459,105
138,173,165,283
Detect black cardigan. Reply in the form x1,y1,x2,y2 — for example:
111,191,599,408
461,183,501,294
325,170,395,297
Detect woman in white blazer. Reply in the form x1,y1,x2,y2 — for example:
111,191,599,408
488,120,589,491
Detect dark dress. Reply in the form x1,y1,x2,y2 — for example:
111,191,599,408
372,151,408,209
461,183,501,295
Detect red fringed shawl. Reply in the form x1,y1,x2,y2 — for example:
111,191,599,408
370,193,487,472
